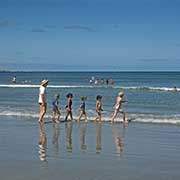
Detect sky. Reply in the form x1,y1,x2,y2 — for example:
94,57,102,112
0,0,180,71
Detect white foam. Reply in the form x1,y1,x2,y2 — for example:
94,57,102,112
0,84,180,92
0,84,98,89
115,86,180,92
0,110,180,125
0,84,40,88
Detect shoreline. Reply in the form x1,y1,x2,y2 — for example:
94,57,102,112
0,116,180,179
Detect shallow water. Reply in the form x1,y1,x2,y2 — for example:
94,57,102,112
0,116,180,180
1,71,180,124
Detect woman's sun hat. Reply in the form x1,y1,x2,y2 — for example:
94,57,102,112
41,79,49,86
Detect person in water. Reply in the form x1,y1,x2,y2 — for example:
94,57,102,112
38,79,48,123
78,96,87,122
95,95,103,122
111,91,128,124
173,86,178,92
12,76,16,84
52,93,61,123
65,93,73,121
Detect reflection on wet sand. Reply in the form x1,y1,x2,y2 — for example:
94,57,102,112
37,122,125,158
112,124,122,157
80,122,87,150
38,124,47,162
65,122,73,153
52,123,60,157
96,122,102,154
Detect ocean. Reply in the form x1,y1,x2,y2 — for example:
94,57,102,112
1,71,180,180
0,71,180,124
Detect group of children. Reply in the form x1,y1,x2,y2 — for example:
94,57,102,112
51,91,128,124
52,93,87,123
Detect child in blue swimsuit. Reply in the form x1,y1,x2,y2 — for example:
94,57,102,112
52,94,61,123
78,96,87,122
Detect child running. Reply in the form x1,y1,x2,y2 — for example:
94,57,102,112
65,93,73,121
52,93,61,123
111,91,128,124
78,96,87,122
95,95,103,122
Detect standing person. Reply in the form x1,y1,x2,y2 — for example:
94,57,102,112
52,93,61,123
78,96,87,122
111,91,128,124
38,79,48,123
95,95,103,122
12,76,16,84
173,86,178,92
65,93,73,121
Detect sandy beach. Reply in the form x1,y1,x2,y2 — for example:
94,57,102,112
0,116,180,180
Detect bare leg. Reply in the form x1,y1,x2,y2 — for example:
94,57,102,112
122,112,128,124
56,110,60,121
65,110,73,121
95,112,101,122
98,112,102,122
52,110,56,122
69,111,73,120
84,113,87,122
111,109,118,122
78,111,83,121
38,104,46,123
65,111,70,121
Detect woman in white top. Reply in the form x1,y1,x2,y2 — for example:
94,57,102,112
38,79,48,123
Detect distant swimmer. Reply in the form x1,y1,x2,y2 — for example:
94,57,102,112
109,78,114,85
89,76,95,84
12,76,16,84
89,79,93,85
173,86,178,92
111,91,128,124
106,79,109,85
94,79,99,85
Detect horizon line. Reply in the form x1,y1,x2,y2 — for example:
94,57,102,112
1,70,180,73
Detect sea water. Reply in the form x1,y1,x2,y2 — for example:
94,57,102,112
0,71,180,124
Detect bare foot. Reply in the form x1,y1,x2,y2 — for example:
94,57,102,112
55,120,60,123
123,120,128,124
38,120,43,124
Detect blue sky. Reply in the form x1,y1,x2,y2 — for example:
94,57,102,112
0,0,180,71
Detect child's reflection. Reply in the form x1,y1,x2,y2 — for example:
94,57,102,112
52,123,60,156
96,122,102,154
112,124,122,157
80,122,87,150
65,122,73,152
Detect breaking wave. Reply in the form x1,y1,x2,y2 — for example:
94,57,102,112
0,110,180,125
0,84,180,92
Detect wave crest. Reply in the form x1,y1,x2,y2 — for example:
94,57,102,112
0,111,180,125
0,84,179,92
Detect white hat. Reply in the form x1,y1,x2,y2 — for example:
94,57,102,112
118,91,124,97
41,79,48,86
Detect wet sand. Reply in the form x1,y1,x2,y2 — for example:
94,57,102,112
0,116,180,180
